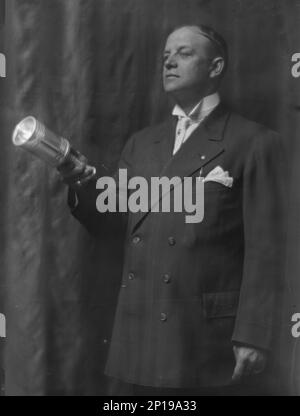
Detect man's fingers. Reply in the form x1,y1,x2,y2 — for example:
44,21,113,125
60,165,86,179
232,361,245,381
57,149,95,181
57,150,88,176
58,166,86,182
76,166,96,185
232,358,248,382
71,149,88,165
62,165,96,187
252,357,266,375
232,346,267,383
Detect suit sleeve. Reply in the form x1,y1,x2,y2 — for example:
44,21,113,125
67,134,136,236
232,129,287,350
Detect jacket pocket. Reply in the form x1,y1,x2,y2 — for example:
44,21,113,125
202,291,240,319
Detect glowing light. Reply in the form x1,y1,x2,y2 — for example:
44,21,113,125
12,116,37,146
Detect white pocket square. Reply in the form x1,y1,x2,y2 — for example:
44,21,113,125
202,166,234,188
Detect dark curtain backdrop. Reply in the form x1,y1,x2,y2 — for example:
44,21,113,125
1,0,300,395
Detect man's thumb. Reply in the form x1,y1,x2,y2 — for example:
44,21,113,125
232,358,246,383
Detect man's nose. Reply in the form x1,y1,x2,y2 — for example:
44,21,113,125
164,55,177,70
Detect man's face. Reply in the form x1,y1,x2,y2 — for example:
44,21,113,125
163,27,213,97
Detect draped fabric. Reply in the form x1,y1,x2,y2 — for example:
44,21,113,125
1,0,300,395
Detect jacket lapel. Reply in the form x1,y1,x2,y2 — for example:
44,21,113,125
149,116,177,174
131,103,231,234
162,103,230,177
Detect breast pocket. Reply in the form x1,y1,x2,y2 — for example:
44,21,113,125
204,180,232,193
182,180,231,246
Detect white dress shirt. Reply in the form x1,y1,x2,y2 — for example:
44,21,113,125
172,92,220,155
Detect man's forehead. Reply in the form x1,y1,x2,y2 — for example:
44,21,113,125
164,26,210,50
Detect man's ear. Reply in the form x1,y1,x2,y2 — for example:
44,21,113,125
209,57,225,79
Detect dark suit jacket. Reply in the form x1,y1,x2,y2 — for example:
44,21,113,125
69,103,286,388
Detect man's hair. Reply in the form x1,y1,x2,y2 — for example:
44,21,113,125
171,24,228,76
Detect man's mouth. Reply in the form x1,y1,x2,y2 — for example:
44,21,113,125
165,74,179,78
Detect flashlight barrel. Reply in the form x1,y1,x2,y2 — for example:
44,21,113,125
12,116,95,176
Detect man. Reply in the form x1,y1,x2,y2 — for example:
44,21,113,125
59,25,286,395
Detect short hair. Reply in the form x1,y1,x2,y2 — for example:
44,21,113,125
170,24,228,74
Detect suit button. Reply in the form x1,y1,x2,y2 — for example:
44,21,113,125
162,274,171,284
168,237,176,246
160,313,167,322
132,236,141,244
128,273,135,280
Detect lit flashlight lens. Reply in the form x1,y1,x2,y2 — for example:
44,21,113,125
12,116,37,146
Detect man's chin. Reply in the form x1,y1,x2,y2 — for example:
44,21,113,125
163,83,184,94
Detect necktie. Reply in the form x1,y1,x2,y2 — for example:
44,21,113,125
173,117,193,155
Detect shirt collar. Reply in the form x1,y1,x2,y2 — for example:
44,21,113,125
172,92,220,122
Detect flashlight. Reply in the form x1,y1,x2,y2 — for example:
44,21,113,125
12,116,96,177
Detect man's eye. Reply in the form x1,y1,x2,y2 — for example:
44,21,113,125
180,51,192,57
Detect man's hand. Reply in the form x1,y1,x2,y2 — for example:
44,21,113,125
57,150,96,189
232,345,267,383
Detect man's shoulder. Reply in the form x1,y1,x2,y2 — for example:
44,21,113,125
223,110,285,171
128,107,280,150
226,109,281,153
228,110,277,137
